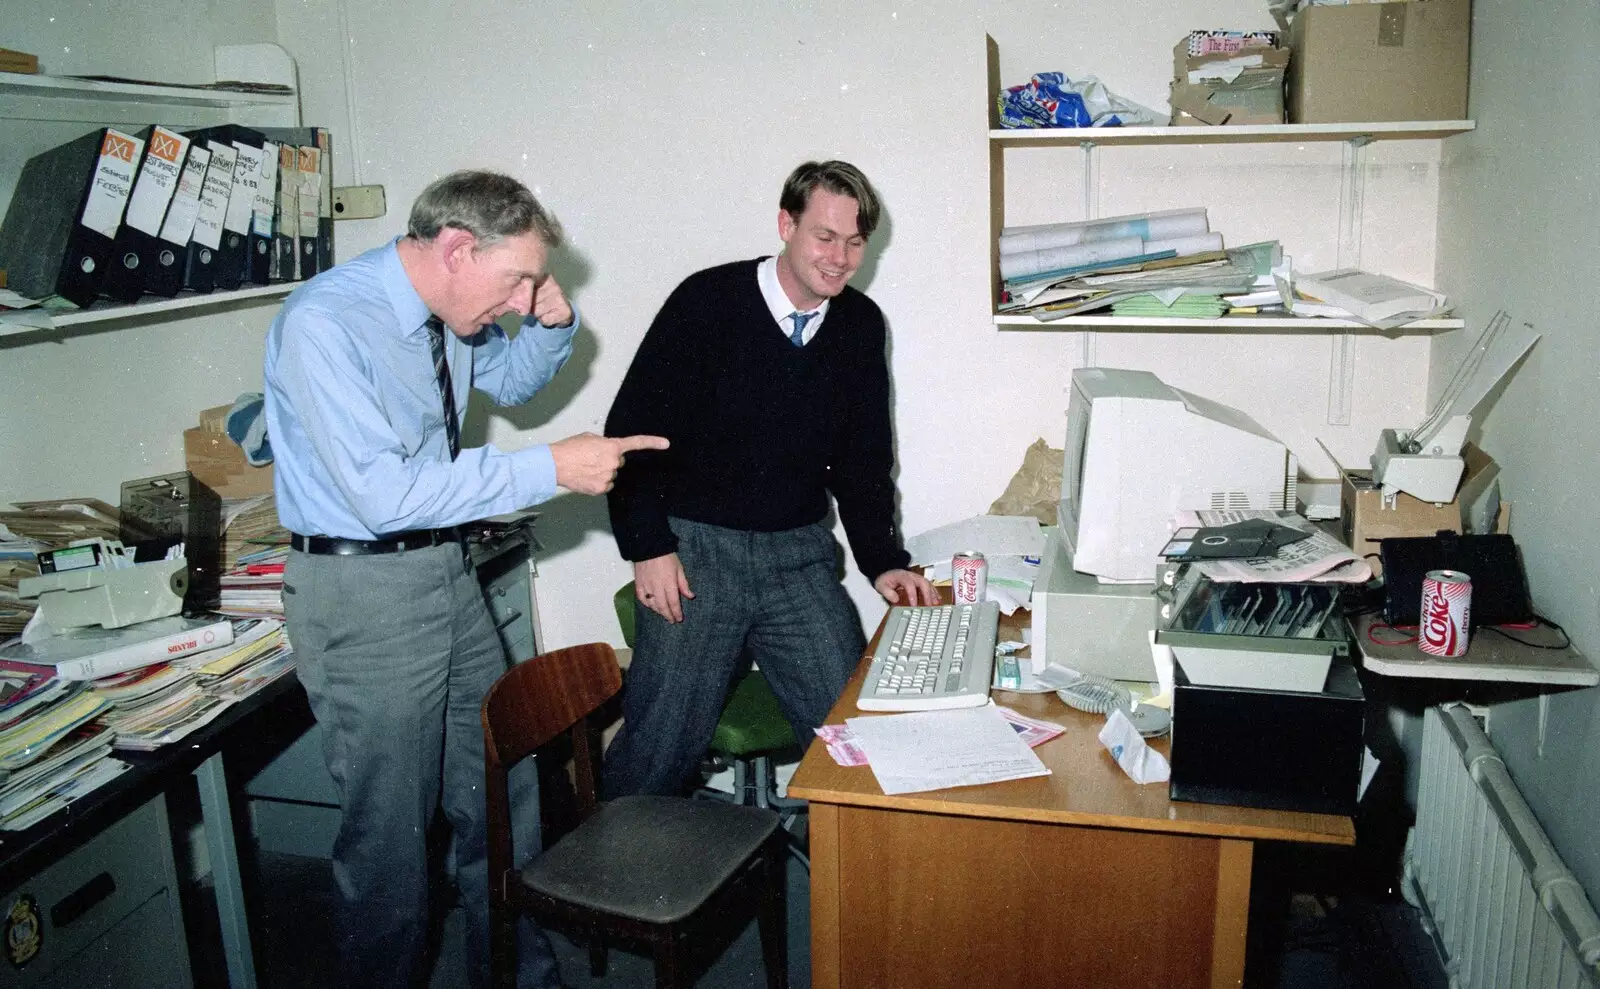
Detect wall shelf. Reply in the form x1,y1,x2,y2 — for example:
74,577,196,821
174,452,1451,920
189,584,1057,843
1,285,294,337
0,72,298,126
988,120,1475,147
984,34,1474,421
993,313,1465,331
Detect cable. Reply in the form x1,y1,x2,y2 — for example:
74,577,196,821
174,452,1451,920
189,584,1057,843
1370,616,1572,651
1480,615,1572,650
1368,622,1417,646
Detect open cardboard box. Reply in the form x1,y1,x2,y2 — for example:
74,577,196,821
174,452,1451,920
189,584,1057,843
184,404,274,499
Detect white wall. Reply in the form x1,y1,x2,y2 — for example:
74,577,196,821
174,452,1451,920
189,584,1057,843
1434,0,1600,900
5,1,1440,659
264,0,1439,652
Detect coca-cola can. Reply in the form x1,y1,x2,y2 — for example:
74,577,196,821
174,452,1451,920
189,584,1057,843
1419,569,1472,658
952,551,988,605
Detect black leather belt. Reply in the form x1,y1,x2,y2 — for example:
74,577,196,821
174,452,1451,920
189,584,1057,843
290,528,463,556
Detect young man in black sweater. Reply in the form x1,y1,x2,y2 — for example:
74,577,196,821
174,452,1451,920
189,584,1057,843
603,160,936,797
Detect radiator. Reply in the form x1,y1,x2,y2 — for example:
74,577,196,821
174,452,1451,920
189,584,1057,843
1403,704,1600,988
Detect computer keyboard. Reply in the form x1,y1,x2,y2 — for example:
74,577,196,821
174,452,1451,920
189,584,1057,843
856,601,1000,712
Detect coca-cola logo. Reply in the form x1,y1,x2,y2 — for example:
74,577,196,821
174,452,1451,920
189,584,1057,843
957,567,978,597
1422,586,1459,654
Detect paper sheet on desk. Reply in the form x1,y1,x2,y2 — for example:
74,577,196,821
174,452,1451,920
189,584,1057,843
817,705,1064,767
1172,510,1371,583
846,704,1051,794
906,515,1045,566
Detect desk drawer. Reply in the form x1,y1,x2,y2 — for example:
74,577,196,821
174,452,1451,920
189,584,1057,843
0,796,189,987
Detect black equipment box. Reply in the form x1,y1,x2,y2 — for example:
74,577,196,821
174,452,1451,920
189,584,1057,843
1169,655,1365,816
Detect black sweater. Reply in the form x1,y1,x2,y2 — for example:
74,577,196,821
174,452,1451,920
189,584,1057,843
605,259,910,581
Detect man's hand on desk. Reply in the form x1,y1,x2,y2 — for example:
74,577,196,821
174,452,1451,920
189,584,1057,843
873,568,938,606
635,553,693,623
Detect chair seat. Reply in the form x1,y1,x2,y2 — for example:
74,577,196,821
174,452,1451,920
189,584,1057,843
520,795,779,925
710,672,795,757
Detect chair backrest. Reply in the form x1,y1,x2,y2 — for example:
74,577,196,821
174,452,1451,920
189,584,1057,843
482,643,622,907
612,581,637,648
482,642,622,773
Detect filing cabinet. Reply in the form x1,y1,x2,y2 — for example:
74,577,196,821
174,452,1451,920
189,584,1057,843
0,796,192,988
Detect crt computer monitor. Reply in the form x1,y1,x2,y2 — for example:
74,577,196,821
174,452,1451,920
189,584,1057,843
1059,367,1299,583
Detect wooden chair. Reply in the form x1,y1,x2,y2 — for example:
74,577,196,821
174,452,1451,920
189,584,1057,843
482,642,789,989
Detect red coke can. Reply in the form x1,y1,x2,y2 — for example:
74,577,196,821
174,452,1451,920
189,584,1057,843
1419,569,1472,658
952,551,988,605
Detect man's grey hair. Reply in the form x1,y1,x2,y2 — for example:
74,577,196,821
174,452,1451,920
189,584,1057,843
407,170,563,249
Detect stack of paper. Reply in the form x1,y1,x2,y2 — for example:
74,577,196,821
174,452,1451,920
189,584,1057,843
1110,292,1229,317
1293,269,1449,328
845,705,1051,795
218,545,287,618
92,662,226,752
0,616,235,681
0,682,110,773
0,721,129,831
221,494,290,572
92,618,293,750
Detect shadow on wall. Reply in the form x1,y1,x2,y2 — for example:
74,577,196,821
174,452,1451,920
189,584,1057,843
460,246,598,445
525,489,613,558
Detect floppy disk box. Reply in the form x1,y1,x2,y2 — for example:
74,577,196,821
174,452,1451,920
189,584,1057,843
1379,532,1532,628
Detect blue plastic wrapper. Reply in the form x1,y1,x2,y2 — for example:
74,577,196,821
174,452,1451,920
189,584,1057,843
997,72,1126,129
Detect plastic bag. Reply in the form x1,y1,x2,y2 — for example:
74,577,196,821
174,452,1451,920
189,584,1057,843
997,72,1162,129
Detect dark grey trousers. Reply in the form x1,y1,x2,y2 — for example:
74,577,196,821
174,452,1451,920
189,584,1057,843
284,543,559,989
603,517,866,798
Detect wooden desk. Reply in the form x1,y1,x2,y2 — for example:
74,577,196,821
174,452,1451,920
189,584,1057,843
789,611,1355,989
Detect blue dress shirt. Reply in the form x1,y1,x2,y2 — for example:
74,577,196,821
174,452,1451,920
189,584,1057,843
263,239,577,540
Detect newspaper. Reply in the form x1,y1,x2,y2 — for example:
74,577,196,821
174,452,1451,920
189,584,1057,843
1173,509,1371,583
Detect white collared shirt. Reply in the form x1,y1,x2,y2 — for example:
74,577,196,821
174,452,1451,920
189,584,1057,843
757,255,829,346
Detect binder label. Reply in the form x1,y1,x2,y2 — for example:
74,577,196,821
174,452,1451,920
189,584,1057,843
299,173,322,239
193,142,237,250
124,126,191,237
298,147,322,239
81,129,144,239
252,141,279,238
159,143,211,246
223,142,262,236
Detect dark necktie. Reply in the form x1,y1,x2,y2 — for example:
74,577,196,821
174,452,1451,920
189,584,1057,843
425,315,461,460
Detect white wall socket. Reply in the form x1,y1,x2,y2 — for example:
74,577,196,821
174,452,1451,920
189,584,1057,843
332,185,386,220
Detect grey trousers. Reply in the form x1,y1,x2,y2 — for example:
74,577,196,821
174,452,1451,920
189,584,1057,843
603,517,866,798
284,543,560,989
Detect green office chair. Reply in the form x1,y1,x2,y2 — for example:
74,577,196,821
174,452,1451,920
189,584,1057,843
613,583,809,868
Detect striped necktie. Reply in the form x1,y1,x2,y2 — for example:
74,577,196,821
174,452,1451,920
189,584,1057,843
788,310,817,347
424,315,461,460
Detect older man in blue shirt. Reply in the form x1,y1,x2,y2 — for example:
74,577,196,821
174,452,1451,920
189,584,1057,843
265,170,664,989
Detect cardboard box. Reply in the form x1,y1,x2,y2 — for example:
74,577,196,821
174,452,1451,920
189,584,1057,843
1340,442,1497,575
1288,0,1470,123
184,428,275,499
197,403,233,434
1170,38,1287,126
